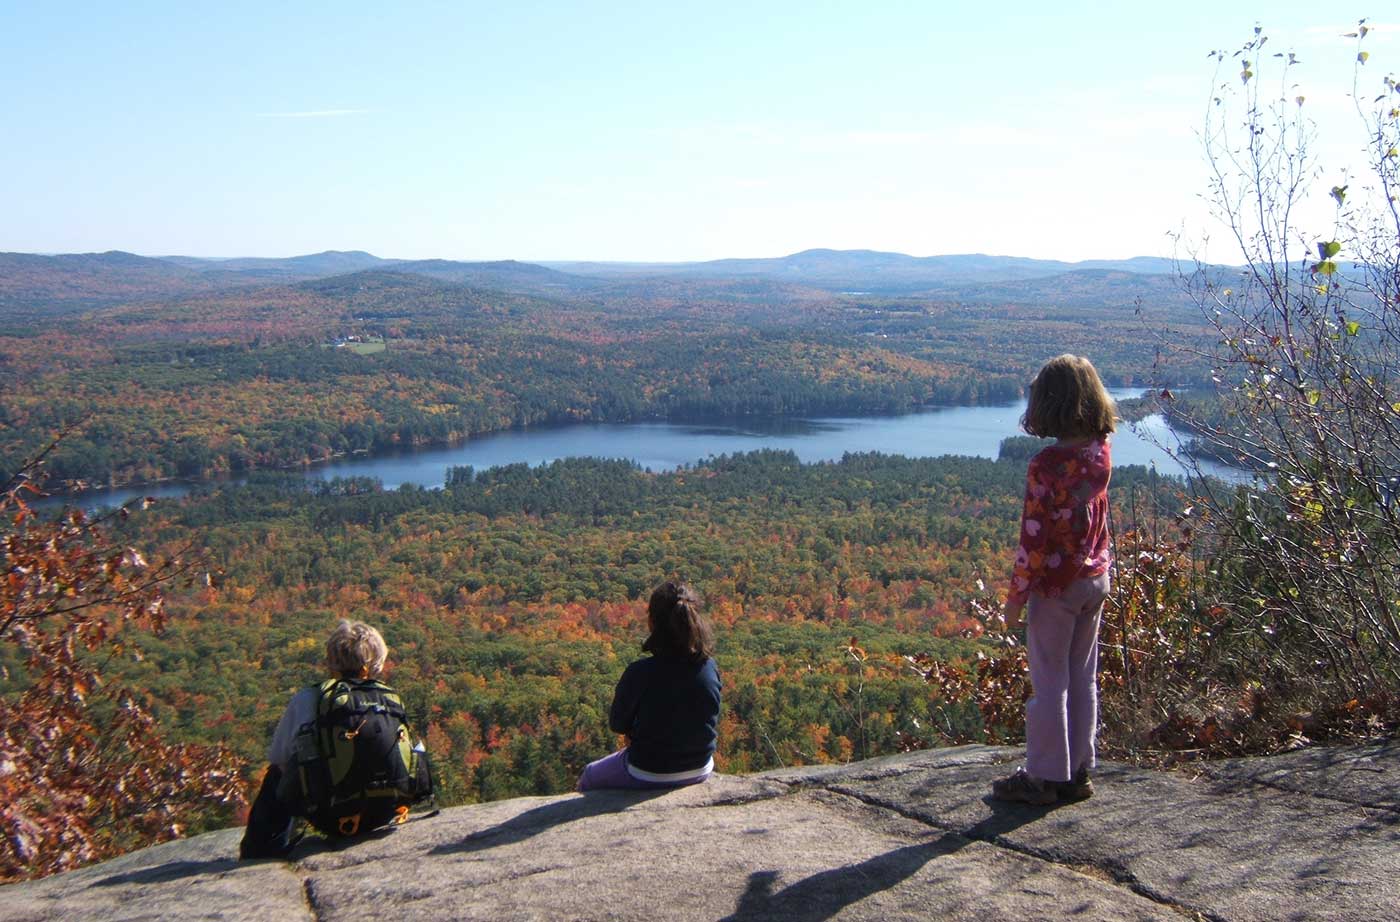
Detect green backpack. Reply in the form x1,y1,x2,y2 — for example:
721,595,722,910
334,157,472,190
282,678,432,837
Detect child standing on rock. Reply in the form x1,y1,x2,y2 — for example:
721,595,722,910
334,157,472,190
577,581,721,791
993,354,1116,805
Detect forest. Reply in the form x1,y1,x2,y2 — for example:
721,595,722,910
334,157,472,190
43,450,1182,806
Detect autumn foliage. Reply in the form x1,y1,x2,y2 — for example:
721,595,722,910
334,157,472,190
905,520,1226,756
0,453,247,883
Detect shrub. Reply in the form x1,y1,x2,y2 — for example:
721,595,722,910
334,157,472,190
1166,24,1400,706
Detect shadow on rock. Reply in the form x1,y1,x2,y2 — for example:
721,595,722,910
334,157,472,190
719,835,961,922
93,858,238,887
962,794,1063,841
290,822,408,860
429,789,670,856
1201,739,1400,811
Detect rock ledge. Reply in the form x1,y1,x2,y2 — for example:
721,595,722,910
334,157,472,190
4,741,1395,921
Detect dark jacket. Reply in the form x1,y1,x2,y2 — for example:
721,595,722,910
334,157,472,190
609,655,721,774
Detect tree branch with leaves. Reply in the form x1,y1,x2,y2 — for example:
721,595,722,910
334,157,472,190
1,448,248,882
1163,21,1400,707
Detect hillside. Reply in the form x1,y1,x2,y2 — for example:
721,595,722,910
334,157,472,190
5,252,1215,491
0,251,601,321
0,242,1219,488
390,259,602,295
4,741,1392,921
0,251,380,320
161,250,391,275
0,251,219,317
915,268,1195,309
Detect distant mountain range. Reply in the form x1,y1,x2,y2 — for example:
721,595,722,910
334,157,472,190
0,250,596,315
0,247,1210,319
165,251,596,293
545,248,1188,290
159,249,388,275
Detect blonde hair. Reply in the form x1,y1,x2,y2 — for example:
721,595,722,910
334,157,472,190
1021,354,1118,439
325,620,388,678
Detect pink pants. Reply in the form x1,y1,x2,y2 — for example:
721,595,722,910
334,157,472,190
1024,572,1109,783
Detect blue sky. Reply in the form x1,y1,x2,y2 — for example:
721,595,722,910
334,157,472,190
0,2,1391,261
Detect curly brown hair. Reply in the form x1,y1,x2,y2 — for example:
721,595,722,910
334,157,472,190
643,581,715,662
1021,354,1118,439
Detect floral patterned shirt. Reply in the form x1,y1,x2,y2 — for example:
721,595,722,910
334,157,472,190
1007,438,1112,605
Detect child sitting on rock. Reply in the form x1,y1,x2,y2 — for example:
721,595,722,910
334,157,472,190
992,354,1116,806
577,581,722,791
240,620,430,858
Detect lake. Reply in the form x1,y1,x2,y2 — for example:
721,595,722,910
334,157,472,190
44,389,1240,510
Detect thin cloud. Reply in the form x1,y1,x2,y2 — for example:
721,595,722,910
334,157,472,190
255,108,371,119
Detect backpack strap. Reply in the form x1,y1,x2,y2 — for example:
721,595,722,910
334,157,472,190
314,679,408,730
315,678,348,758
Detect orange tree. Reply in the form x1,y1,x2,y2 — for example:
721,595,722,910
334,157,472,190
0,444,247,882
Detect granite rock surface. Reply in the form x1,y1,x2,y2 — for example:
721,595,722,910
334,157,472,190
4,741,1395,921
